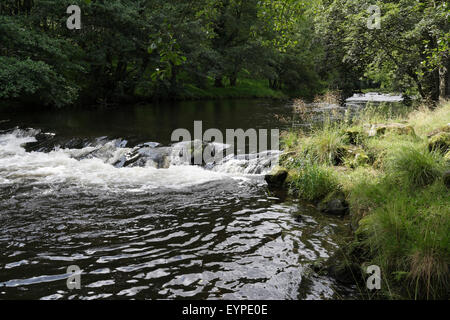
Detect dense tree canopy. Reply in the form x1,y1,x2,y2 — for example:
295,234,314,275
315,0,449,99
0,0,448,107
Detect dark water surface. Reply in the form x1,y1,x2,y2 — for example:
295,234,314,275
0,99,355,300
1,99,293,145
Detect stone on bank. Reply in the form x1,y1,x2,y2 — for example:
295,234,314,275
264,167,288,188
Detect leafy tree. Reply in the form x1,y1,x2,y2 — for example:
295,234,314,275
1,0,447,107
0,12,81,107
316,0,449,100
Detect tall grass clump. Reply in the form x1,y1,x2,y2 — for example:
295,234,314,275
385,144,444,188
287,162,339,202
280,130,300,150
303,123,347,165
359,182,449,299
355,102,405,125
313,90,342,105
341,167,386,222
408,102,450,136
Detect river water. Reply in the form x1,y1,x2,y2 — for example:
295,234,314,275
0,99,359,300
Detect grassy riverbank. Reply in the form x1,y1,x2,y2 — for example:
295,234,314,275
134,78,288,102
180,79,288,100
279,100,450,299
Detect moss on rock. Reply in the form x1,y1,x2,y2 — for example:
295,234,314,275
428,132,450,153
364,123,416,137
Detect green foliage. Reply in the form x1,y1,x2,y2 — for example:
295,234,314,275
0,0,327,107
283,101,450,299
304,124,347,165
0,0,448,105
386,144,444,188
287,162,339,202
359,181,449,299
315,0,449,100
0,13,82,107
280,130,300,151
0,57,78,107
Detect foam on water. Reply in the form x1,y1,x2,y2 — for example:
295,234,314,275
345,92,404,103
0,129,277,191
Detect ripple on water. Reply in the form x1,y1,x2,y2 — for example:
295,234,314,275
0,131,354,300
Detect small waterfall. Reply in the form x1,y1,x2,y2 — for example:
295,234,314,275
0,128,280,191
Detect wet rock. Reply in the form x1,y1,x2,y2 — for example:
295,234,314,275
327,262,361,285
123,152,141,167
136,141,160,148
61,138,88,149
364,123,415,137
318,196,349,216
23,132,57,152
428,132,450,153
443,171,450,189
114,139,128,148
265,167,288,188
140,147,171,168
115,146,171,169
174,141,211,166
311,251,363,285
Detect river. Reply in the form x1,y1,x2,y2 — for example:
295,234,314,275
0,99,360,300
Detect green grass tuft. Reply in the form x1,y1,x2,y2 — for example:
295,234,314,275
385,144,444,188
287,162,339,202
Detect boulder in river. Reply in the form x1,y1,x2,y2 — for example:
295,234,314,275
23,132,57,152
318,192,349,216
114,146,171,169
265,167,288,188
319,199,349,216
314,250,363,285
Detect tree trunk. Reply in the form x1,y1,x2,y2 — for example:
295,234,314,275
439,65,447,100
214,76,223,88
170,63,178,90
273,80,281,90
447,64,450,97
229,74,237,87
